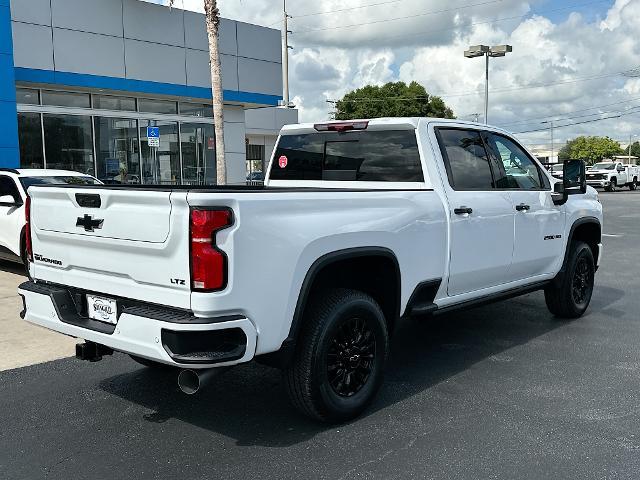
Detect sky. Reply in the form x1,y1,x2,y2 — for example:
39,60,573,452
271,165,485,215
147,0,640,150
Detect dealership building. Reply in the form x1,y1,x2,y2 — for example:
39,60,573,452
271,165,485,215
0,0,297,184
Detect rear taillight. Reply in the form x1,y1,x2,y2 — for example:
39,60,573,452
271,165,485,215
190,208,233,291
24,196,33,262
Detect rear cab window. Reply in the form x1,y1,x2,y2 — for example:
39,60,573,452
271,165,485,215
268,129,425,185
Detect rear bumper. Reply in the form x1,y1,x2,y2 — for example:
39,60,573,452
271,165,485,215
18,281,257,369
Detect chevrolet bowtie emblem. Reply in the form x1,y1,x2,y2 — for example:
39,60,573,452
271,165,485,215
76,214,104,232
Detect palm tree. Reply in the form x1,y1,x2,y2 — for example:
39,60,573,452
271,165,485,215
169,0,226,185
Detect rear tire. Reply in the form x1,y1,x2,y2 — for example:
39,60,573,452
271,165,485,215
545,241,595,319
284,288,389,423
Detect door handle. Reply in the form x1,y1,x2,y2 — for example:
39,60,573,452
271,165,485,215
454,206,473,215
516,203,531,212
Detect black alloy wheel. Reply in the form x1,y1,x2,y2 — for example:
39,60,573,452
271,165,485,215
571,255,594,308
327,316,376,398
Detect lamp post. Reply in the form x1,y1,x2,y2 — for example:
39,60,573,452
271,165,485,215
542,120,555,163
629,134,638,163
464,44,513,124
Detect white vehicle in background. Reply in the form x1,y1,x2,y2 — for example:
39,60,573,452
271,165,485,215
549,163,564,180
19,119,603,423
586,161,639,191
0,169,101,266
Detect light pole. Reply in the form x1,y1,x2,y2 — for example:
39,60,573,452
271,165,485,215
281,0,292,107
542,120,555,163
629,134,638,163
464,45,513,124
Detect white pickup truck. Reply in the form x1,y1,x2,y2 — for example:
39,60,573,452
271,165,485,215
586,161,639,191
19,118,603,423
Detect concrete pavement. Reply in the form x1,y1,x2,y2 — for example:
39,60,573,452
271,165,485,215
0,260,76,371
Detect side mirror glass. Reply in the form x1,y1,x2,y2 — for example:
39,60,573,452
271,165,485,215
553,160,586,205
0,195,21,206
563,159,587,195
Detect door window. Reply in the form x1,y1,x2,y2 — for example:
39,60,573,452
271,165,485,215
436,129,494,190
485,133,549,190
180,123,216,185
0,176,20,202
140,122,180,185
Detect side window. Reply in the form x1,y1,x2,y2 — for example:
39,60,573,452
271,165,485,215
485,133,549,190
0,176,20,201
437,128,494,190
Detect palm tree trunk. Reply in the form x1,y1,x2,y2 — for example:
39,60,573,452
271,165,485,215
204,0,226,185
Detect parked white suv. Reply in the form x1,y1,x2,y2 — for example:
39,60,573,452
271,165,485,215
19,119,603,422
0,169,100,266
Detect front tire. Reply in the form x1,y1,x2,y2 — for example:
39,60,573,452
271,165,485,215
630,178,637,191
606,177,617,192
284,289,389,423
545,241,595,319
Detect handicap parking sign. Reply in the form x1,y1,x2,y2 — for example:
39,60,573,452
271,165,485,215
147,126,160,147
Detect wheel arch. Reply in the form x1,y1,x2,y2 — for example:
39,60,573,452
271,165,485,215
260,247,401,368
556,217,601,284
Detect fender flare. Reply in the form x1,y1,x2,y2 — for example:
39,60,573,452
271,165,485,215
273,247,401,365
555,216,601,284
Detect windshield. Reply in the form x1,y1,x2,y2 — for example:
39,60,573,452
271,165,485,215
19,176,100,191
593,163,615,170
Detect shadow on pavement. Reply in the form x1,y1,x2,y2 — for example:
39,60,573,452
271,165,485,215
99,292,568,447
0,259,27,277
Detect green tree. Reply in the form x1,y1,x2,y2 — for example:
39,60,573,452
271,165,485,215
334,81,455,120
557,136,623,164
628,141,640,158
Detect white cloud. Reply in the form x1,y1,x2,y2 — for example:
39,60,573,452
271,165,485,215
150,0,640,147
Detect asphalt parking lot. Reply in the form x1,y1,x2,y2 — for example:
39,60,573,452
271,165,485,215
2,191,640,479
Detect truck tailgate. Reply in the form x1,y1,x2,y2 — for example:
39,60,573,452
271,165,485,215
29,187,192,309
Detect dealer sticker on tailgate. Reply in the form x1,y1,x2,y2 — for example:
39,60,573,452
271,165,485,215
86,295,118,325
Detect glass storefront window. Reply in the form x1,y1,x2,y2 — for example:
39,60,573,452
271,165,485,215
18,113,44,169
180,123,216,185
94,117,141,184
93,95,136,112
138,98,178,115
179,102,213,118
43,114,94,175
140,121,180,185
41,91,91,109
246,144,265,182
16,88,40,105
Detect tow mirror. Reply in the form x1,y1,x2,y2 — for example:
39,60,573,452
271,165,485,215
0,195,22,207
552,160,586,205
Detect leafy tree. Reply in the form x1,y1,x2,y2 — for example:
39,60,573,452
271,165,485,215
334,81,455,120
557,136,623,164
627,141,640,159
